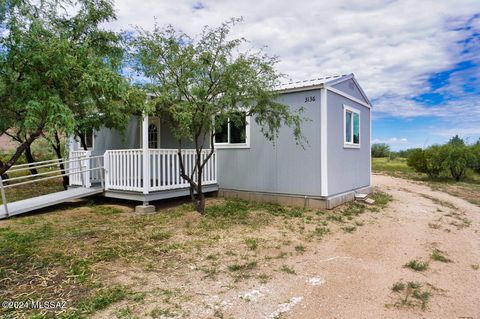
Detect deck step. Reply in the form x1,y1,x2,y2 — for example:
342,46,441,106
355,193,375,205
354,193,368,200
0,186,103,219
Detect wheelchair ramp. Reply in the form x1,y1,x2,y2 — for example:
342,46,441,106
0,186,103,219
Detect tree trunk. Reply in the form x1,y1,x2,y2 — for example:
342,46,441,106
0,127,43,176
24,145,38,175
197,180,205,214
52,132,69,190
0,160,8,180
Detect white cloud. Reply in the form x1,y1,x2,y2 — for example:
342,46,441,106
107,0,480,123
372,137,408,145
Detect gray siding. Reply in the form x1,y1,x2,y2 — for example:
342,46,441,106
326,91,371,196
217,90,322,197
159,114,197,149
88,116,141,155
332,79,368,104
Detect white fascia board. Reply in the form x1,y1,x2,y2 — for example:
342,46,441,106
326,86,372,109
274,84,324,94
350,76,372,106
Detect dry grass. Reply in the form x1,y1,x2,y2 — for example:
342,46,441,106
0,194,390,318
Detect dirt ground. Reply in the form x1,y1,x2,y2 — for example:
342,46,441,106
94,174,480,319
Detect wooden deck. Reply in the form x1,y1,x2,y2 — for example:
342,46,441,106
0,186,103,219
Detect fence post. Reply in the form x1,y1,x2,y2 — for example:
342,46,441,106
77,155,85,187
214,150,217,183
97,156,104,189
104,152,109,190
84,151,91,188
142,113,150,195
0,176,8,217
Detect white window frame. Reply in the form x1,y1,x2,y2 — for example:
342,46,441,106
213,113,251,149
144,116,161,149
343,104,360,149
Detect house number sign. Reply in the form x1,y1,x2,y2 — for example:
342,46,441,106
305,96,316,103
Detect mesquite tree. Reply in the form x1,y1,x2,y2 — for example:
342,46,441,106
132,19,305,214
0,0,141,176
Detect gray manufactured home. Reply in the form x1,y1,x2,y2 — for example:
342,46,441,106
0,73,372,219
69,73,372,209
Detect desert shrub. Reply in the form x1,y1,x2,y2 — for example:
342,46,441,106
407,146,445,178
423,145,446,178
406,136,479,181
441,141,474,181
371,143,390,158
407,148,430,176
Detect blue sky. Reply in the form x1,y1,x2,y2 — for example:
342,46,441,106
108,0,480,150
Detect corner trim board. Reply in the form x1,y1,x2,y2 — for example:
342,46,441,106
320,88,328,197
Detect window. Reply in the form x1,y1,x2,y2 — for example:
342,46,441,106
214,112,250,148
344,105,360,148
147,117,160,148
148,124,158,148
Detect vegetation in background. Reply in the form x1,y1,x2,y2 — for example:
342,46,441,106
400,136,477,181
130,18,305,214
371,143,390,158
372,136,480,206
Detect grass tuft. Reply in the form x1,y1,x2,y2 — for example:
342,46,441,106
390,280,431,311
79,286,129,313
342,226,356,233
431,249,452,263
245,238,258,251
280,265,296,275
405,259,429,272
294,245,305,253
392,281,405,292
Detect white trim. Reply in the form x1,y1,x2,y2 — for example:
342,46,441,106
142,114,150,195
326,86,371,109
350,76,372,106
369,103,372,187
214,114,251,149
148,116,161,148
139,116,161,149
320,88,328,197
343,105,361,149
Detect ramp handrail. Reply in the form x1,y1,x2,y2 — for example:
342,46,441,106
0,155,104,218
7,155,90,173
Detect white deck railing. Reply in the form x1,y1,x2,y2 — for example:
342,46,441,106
104,149,217,193
69,150,91,187
69,151,105,187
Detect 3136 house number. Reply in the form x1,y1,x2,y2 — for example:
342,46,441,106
305,96,316,102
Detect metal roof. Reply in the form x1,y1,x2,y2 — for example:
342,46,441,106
275,74,352,92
